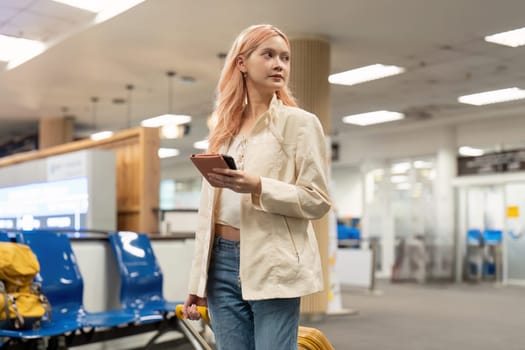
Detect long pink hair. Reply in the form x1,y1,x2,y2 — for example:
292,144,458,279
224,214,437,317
208,24,297,153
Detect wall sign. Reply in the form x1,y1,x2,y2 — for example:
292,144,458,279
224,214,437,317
458,149,525,175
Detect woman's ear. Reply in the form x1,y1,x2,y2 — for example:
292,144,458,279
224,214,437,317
236,56,246,73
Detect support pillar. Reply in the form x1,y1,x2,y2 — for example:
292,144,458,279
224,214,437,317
289,37,331,316
39,116,74,149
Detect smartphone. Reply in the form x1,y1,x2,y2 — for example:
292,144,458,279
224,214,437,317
222,154,237,170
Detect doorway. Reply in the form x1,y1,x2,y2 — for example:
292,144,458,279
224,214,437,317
457,182,525,285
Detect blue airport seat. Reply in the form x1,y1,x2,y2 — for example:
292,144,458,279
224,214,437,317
483,229,502,245
108,231,182,316
467,228,482,245
0,232,84,340
14,231,143,330
0,231,9,241
108,231,185,348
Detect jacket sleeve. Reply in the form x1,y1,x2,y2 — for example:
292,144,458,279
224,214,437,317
251,113,331,220
187,179,212,296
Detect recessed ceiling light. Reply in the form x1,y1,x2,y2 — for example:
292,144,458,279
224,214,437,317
342,110,404,126
193,140,209,150
160,124,185,139
141,114,192,127
458,87,525,105
484,27,525,47
52,0,145,23
459,146,484,157
51,0,109,12
0,34,45,68
329,64,405,86
158,148,180,159
90,131,113,141
95,0,145,24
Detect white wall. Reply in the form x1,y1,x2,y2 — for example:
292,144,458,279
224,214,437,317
456,113,525,148
331,165,363,217
333,111,525,168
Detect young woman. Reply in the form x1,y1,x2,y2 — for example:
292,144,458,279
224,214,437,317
183,24,331,350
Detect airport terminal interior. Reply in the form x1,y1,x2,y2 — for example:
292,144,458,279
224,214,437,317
0,1,525,349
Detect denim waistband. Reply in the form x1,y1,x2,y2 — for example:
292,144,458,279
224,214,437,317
213,236,240,250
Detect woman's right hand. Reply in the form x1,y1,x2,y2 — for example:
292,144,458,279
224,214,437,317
183,294,207,320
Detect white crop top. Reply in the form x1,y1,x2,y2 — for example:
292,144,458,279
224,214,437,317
216,136,247,229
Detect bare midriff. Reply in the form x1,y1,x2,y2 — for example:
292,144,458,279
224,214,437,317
214,223,240,241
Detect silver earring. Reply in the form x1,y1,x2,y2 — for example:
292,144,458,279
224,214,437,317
243,72,247,79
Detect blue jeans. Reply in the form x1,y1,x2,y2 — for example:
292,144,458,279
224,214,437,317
207,237,300,350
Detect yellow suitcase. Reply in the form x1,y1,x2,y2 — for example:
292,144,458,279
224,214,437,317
176,305,336,350
298,326,335,350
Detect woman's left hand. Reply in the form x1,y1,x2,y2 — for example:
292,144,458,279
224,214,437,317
207,168,261,194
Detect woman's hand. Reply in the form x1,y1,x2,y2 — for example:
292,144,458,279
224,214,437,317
208,168,261,195
183,294,207,320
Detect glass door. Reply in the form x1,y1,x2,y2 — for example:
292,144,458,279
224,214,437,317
504,183,525,284
463,185,505,282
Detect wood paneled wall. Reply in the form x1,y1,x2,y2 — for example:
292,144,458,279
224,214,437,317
0,127,160,234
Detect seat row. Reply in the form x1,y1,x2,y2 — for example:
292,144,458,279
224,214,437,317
0,230,188,350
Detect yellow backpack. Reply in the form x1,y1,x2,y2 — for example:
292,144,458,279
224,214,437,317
0,242,51,330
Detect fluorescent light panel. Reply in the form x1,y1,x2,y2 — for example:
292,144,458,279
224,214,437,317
193,140,209,150
141,114,191,127
90,131,114,141
485,27,525,47
329,64,405,86
0,34,45,63
459,146,484,157
161,124,185,139
342,110,404,126
51,0,108,12
95,0,145,24
458,87,525,105
158,148,180,159
52,0,145,23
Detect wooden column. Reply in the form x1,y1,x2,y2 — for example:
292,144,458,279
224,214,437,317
289,37,332,316
39,116,74,149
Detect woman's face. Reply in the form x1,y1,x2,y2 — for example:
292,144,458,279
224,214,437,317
242,35,290,95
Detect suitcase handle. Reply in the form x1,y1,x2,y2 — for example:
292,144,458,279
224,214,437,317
175,304,210,324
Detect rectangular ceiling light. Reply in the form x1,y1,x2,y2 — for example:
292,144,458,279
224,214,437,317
342,110,404,126
158,148,180,159
52,0,144,20
459,146,484,157
0,34,45,63
51,0,108,12
329,64,405,86
141,114,191,127
458,87,525,105
485,27,525,47
95,0,145,24
90,131,114,141
193,139,209,150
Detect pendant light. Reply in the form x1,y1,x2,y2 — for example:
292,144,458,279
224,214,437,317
89,96,113,141
125,83,134,129
141,70,191,139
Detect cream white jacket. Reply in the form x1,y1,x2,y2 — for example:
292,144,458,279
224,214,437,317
188,96,331,300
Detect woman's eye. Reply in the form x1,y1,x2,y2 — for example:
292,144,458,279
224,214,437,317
263,52,273,58
281,56,290,62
